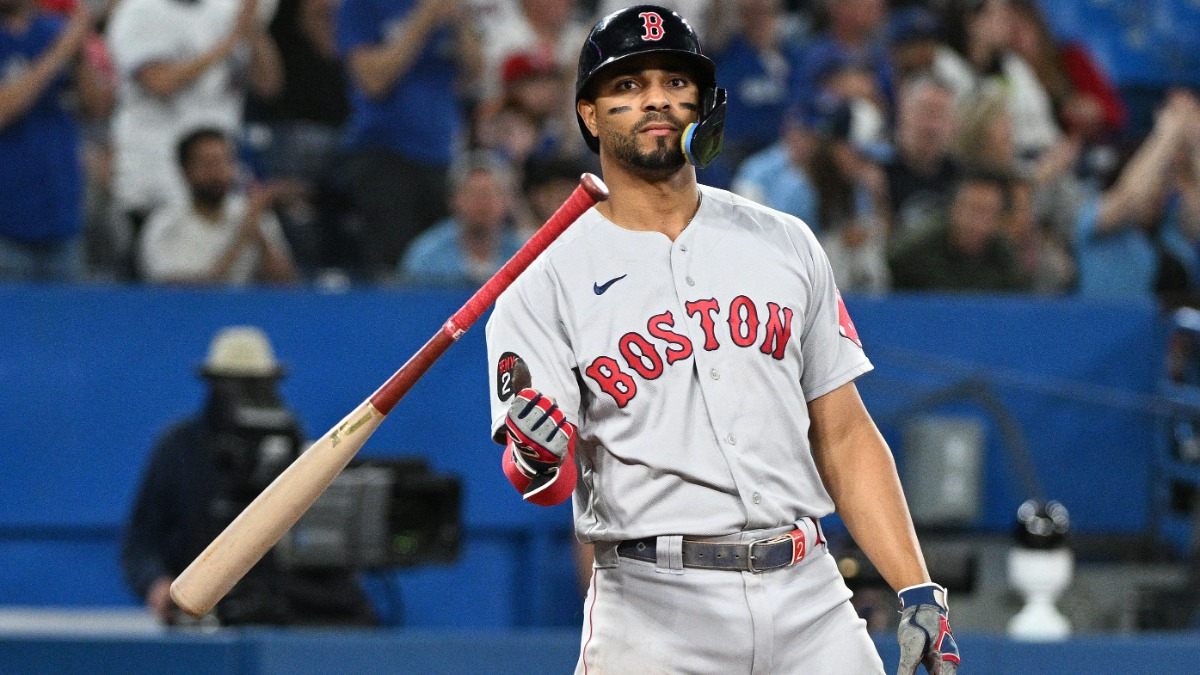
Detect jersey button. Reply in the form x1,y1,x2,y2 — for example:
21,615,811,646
710,368,719,380
753,493,762,505
686,276,695,286
727,433,737,445
680,244,689,252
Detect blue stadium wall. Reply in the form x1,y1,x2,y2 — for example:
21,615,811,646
0,285,1167,628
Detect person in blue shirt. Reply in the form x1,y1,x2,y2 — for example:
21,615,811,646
398,151,524,287
731,103,819,227
704,0,806,190
1075,91,1200,301
795,0,895,115
0,1,110,281
336,0,482,281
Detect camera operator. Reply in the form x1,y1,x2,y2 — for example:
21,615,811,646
121,326,377,627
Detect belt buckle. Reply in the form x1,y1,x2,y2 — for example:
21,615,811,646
747,535,787,573
747,530,806,573
746,538,768,573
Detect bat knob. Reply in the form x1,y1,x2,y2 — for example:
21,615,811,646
581,173,610,203
511,356,532,392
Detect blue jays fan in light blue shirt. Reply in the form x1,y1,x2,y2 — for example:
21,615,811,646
1075,190,1196,298
732,143,819,228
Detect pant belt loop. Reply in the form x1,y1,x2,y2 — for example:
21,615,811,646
656,535,685,574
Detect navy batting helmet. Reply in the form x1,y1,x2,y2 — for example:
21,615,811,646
574,5,727,168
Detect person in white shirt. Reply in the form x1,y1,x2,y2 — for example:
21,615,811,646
931,0,1060,161
139,128,297,285
106,0,283,241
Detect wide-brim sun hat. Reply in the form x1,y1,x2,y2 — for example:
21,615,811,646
198,326,286,379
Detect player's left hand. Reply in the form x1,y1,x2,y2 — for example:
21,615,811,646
505,388,576,478
896,583,960,675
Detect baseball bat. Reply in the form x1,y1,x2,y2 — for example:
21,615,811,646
170,174,609,618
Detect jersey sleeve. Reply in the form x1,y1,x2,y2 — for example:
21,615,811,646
796,226,873,401
485,262,582,444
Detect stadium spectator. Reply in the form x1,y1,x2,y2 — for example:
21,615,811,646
731,104,819,227
933,0,1060,161
249,0,348,181
1008,176,1076,294
886,5,945,84
520,155,592,237
953,86,1086,245
809,98,891,293
1074,91,1200,301
796,0,895,117
122,325,377,626
703,0,806,189
888,169,1025,291
336,0,482,281
245,0,351,275
1005,0,1126,143
1,1,112,282
884,75,960,234
477,0,587,101
139,128,298,285
803,44,889,152
398,152,524,287
106,0,284,278
473,50,580,166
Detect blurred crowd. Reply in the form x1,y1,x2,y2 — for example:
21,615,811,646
3,0,1200,301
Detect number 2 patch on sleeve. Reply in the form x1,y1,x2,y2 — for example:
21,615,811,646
496,352,523,401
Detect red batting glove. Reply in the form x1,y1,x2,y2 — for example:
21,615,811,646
502,388,577,505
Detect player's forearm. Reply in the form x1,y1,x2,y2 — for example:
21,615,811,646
809,385,930,592
826,432,931,592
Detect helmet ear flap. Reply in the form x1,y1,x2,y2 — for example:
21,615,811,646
681,87,726,169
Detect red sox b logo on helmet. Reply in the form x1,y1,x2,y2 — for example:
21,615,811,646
639,12,664,40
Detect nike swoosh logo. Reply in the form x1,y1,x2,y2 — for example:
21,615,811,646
593,274,628,295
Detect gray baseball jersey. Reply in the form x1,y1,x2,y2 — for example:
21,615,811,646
486,185,872,542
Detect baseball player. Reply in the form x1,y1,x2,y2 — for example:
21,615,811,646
485,6,960,673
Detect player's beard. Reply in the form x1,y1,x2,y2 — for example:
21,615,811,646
607,113,688,174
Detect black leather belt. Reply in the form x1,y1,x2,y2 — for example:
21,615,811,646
616,527,810,573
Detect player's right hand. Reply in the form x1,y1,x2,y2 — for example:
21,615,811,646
505,388,575,478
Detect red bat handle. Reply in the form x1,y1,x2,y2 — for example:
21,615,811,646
368,173,609,415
